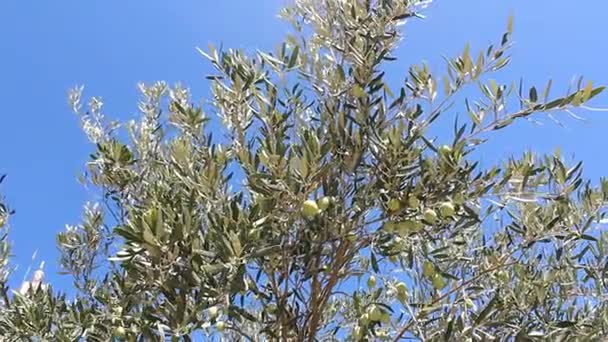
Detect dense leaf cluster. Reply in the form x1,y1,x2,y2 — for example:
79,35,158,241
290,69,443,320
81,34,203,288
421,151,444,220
1,0,607,341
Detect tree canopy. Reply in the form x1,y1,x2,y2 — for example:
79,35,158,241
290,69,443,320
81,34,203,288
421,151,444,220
1,0,607,341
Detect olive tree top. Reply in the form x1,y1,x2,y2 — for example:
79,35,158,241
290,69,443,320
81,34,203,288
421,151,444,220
1,0,607,341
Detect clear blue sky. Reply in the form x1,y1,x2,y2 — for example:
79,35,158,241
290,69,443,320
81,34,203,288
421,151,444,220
0,1,606,290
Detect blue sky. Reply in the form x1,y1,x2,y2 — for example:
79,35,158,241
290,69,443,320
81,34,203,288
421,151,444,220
0,0,606,291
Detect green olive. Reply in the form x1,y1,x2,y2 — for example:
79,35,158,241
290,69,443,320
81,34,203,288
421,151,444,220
208,306,219,319
439,201,456,217
395,282,407,296
367,275,377,288
114,326,126,338
431,274,447,290
368,305,383,321
387,198,401,212
302,199,320,218
423,261,436,278
407,196,420,208
215,321,226,332
318,196,331,211
423,209,438,223
439,145,452,155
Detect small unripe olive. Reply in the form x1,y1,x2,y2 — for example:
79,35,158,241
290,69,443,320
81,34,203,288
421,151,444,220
318,196,331,211
431,274,447,290
367,275,377,288
387,198,401,212
215,321,226,332
368,305,383,321
395,282,407,296
423,209,438,223
208,306,219,319
439,145,452,155
407,196,420,208
423,261,435,278
114,326,126,338
439,201,456,218
302,200,320,218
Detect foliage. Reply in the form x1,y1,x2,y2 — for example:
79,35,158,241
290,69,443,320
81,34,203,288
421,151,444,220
1,0,608,340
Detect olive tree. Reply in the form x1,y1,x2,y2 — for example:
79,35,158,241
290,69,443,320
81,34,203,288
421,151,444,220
1,0,608,340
